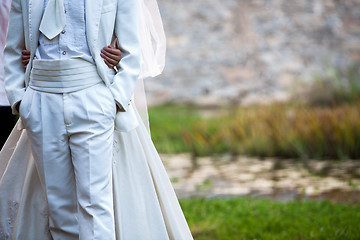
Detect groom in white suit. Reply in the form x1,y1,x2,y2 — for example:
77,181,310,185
5,0,141,238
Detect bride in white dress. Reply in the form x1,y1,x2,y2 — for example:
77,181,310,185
0,0,193,239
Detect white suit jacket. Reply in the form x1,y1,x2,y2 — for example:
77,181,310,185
0,0,11,106
4,0,141,132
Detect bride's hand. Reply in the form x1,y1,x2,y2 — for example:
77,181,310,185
21,50,31,70
21,43,122,71
100,40,122,70
15,101,21,113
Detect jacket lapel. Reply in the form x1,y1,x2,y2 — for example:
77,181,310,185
85,0,104,56
28,0,104,57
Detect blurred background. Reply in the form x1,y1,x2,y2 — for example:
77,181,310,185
145,0,360,239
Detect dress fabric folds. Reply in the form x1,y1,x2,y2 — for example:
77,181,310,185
0,107,193,240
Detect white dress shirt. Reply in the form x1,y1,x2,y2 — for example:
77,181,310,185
35,0,93,63
0,0,11,106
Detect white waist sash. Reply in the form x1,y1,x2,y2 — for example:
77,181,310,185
30,58,102,93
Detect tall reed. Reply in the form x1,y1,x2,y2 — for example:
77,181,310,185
149,102,360,160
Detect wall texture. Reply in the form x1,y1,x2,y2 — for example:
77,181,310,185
145,0,360,106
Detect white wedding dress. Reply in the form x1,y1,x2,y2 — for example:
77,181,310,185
0,101,193,239
0,0,193,238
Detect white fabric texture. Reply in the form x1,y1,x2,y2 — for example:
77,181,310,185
29,58,101,93
0,0,11,106
39,0,66,40
0,0,194,238
4,0,142,118
0,102,193,239
138,0,166,79
135,0,166,131
36,0,93,63
20,84,116,239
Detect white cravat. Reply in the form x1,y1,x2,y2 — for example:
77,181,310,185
39,0,66,40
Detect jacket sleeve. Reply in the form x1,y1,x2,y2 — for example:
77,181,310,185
109,0,141,112
4,0,26,115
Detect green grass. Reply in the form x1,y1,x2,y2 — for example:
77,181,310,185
148,102,360,160
179,197,360,240
298,64,360,107
148,104,202,153
148,65,360,160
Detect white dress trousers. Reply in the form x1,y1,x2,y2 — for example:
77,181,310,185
19,59,117,240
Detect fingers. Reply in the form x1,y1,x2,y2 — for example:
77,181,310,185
22,59,30,67
100,42,122,69
21,50,30,60
22,49,30,55
22,57,30,65
15,101,21,113
22,49,30,69
100,46,121,67
103,58,113,68
22,55,30,61
100,52,118,67
102,45,122,58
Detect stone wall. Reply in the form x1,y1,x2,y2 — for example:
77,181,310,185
144,0,360,106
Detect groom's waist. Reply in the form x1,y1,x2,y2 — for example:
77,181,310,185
29,58,102,93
